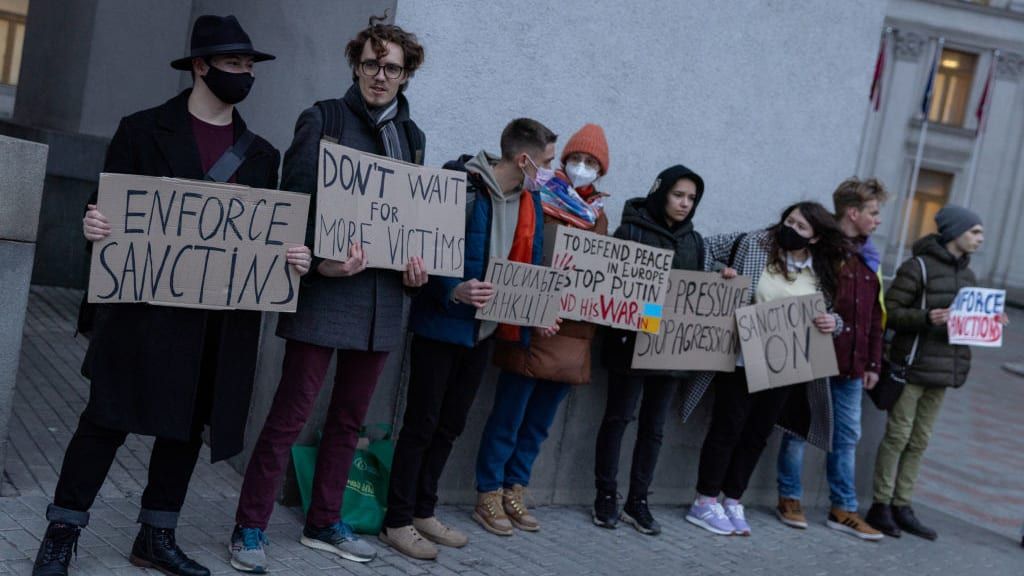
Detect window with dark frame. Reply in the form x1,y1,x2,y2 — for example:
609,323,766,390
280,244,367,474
908,169,954,242
927,48,978,127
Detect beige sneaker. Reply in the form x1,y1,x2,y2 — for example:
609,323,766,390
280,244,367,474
503,485,540,532
827,508,884,541
413,516,469,548
472,490,513,536
378,525,438,560
776,497,808,529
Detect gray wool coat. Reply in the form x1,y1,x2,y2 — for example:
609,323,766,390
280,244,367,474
275,86,425,351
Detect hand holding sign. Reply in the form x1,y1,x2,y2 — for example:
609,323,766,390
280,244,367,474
813,314,836,334
83,204,112,242
929,308,950,326
403,256,428,288
455,279,495,308
286,245,312,276
318,243,367,277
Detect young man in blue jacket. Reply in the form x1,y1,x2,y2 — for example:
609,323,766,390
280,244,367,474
380,118,557,560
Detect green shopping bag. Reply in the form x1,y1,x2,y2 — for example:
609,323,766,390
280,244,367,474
291,424,394,534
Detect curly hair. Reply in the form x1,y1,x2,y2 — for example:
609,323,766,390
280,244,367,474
766,201,851,300
345,12,425,91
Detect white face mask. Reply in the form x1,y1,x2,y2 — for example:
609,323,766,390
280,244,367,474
565,161,599,189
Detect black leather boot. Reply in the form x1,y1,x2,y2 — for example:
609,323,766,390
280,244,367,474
129,524,210,576
893,505,937,540
32,522,81,575
865,502,901,538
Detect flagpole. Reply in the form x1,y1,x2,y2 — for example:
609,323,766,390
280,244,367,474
963,49,998,208
894,37,944,271
856,27,892,177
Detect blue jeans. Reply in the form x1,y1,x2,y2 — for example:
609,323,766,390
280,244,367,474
475,371,571,493
777,376,863,511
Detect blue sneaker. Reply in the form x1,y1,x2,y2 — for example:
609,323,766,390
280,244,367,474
723,500,751,536
300,521,376,563
229,526,268,574
686,499,734,536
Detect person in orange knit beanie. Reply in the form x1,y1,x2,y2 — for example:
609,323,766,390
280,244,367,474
471,124,611,536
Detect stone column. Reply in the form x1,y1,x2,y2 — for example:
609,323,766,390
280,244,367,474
0,135,48,478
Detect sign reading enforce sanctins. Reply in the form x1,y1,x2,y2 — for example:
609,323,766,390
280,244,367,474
316,140,467,278
475,258,562,328
947,287,1005,347
88,173,309,312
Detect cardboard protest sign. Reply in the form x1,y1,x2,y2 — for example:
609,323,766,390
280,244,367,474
550,226,673,333
947,287,1005,347
631,270,752,372
88,173,309,312
475,258,562,328
735,293,838,392
315,140,467,278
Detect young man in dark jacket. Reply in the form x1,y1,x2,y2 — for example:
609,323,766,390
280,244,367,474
775,178,887,540
379,119,556,561
229,17,428,572
33,16,311,576
867,205,1006,541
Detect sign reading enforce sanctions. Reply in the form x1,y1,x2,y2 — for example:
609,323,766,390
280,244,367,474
550,226,673,333
947,287,1005,347
88,173,309,312
316,140,467,278
735,293,839,392
632,270,752,372
475,258,562,328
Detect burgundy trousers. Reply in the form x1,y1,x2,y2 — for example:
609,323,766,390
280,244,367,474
235,339,388,530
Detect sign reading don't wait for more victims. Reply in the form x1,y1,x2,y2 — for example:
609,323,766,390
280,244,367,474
88,173,309,312
315,140,467,278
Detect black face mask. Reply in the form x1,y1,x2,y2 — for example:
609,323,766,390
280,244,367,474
775,224,812,251
202,64,254,105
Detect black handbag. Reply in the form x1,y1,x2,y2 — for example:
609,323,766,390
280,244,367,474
868,257,926,411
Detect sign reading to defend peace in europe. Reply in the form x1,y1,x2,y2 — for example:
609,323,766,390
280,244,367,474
88,173,309,312
316,140,467,278
550,226,673,333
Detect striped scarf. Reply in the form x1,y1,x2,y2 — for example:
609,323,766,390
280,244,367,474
370,98,404,161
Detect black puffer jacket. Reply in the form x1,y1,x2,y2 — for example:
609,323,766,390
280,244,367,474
886,234,976,388
602,165,706,372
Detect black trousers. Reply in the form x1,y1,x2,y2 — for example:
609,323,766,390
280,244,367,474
52,414,204,522
695,368,793,500
384,336,493,528
593,374,676,500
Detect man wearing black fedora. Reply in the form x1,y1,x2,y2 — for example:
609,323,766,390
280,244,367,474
32,15,312,576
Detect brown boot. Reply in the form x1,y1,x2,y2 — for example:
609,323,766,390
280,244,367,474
503,485,539,532
827,508,884,541
473,490,513,536
776,497,808,529
378,525,438,560
413,516,468,548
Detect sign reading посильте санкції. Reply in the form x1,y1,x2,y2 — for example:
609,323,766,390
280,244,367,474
88,173,309,312
550,226,673,333
475,258,562,328
315,140,467,278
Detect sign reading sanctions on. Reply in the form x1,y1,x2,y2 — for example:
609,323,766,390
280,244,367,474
632,270,752,372
88,173,309,312
550,226,673,333
316,140,467,278
947,287,1005,347
735,293,838,392
475,258,562,328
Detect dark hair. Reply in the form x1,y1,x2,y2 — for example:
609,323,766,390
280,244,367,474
500,118,557,161
832,177,888,218
767,201,849,300
345,12,425,90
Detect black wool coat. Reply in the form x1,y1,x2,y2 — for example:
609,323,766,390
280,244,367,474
81,89,280,462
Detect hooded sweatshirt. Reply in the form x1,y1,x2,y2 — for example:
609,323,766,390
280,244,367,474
466,150,523,273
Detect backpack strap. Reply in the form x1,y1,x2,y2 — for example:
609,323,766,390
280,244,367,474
314,99,346,143
906,256,928,365
203,129,255,183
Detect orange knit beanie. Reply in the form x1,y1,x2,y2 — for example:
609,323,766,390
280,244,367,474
561,124,610,175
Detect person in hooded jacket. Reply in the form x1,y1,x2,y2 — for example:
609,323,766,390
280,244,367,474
473,124,611,537
684,201,847,538
591,165,706,536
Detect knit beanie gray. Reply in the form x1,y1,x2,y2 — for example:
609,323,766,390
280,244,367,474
935,205,982,243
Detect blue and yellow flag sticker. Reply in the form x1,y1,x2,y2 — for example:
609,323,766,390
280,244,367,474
639,303,663,334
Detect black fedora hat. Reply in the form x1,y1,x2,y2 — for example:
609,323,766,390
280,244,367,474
170,15,275,70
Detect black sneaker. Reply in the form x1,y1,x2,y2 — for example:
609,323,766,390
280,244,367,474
592,490,618,529
893,505,937,541
865,502,901,538
32,522,81,576
621,498,661,536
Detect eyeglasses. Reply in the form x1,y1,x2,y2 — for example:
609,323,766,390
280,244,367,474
359,60,405,80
